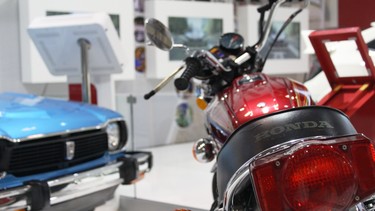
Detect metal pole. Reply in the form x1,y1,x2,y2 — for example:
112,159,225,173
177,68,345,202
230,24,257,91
127,95,137,198
78,38,91,104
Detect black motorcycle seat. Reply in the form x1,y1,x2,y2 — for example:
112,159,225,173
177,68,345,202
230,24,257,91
216,106,357,202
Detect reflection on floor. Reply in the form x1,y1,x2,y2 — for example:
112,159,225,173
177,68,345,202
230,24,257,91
119,196,207,211
95,142,214,211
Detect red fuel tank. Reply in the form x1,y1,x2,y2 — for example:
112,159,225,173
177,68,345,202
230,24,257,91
205,73,313,144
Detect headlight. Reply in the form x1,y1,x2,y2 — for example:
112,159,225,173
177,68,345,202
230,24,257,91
106,122,121,151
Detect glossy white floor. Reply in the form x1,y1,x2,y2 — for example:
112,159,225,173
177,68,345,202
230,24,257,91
95,142,214,211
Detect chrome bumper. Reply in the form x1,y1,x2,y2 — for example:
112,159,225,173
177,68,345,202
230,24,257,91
0,151,152,211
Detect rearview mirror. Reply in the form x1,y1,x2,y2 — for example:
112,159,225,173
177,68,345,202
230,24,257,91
144,18,174,51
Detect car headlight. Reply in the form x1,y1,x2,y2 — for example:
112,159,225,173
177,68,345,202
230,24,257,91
106,122,121,151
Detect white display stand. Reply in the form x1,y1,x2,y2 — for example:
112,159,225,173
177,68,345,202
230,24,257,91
28,12,124,105
19,0,135,84
237,4,309,74
144,0,235,79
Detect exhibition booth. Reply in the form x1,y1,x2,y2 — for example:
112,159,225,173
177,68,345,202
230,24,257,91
2,0,375,210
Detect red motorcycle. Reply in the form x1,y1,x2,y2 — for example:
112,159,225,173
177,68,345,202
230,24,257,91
144,0,375,210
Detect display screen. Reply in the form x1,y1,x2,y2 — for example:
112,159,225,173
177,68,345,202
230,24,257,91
168,16,223,61
46,11,121,37
260,21,301,59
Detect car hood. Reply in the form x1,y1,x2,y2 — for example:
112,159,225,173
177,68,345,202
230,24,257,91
0,92,122,140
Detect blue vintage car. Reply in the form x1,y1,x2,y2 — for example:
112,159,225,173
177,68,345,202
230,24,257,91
0,92,152,211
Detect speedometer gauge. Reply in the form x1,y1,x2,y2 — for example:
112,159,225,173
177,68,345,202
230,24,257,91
219,33,244,53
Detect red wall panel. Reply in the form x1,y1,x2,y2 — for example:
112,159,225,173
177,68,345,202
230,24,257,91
339,0,375,30
68,84,98,105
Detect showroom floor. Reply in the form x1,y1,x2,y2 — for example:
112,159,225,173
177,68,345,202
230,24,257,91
95,142,214,211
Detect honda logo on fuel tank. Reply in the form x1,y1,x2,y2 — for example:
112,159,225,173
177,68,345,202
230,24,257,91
65,141,75,160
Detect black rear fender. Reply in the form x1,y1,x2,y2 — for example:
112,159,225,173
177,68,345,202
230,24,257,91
216,106,357,202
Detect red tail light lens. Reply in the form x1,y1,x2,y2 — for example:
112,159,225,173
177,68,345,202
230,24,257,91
283,145,356,210
250,134,375,211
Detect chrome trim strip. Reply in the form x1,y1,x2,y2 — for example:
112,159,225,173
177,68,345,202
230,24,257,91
0,186,31,211
141,159,152,174
48,162,122,187
138,159,151,173
136,154,150,164
251,135,328,161
0,117,124,143
0,151,152,210
127,152,152,174
50,178,123,205
0,186,31,199
354,203,367,211
0,202,29,211
1,163,124,209
48,162,124,205
223,159,252,211
0,172,6,179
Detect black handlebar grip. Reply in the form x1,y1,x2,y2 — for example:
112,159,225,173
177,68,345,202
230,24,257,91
144,90,156,100
174,57,201,90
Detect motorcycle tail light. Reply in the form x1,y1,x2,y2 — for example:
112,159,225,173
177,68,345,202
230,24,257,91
250,134,375,211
